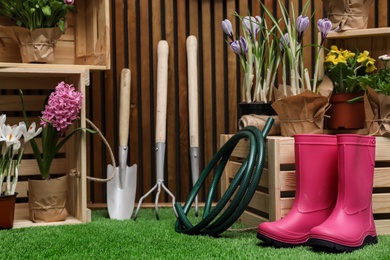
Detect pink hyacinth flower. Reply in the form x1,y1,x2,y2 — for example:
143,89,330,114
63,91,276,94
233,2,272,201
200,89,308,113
41,81,83,136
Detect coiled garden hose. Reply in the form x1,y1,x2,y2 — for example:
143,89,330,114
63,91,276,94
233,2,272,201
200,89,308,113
175,117,274,236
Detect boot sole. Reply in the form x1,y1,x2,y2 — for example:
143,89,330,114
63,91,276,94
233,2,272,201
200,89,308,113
308,236,378,253
257,232,307,248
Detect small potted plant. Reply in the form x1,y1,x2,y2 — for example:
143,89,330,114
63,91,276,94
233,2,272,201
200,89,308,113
0,0,75,63
324,45,377,129
222,12,279,117
260,0,334,136
363,54,390,135
0,115,41,229
20,81,95,223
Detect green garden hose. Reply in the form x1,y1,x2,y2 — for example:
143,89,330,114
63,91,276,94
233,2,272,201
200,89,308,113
175,117,274,236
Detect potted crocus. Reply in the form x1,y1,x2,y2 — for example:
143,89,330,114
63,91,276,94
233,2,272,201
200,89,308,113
0,0,75,62
261,0,334,136
222,12,279,117
324,45,377,129
20,81,95,222
0,115,41,229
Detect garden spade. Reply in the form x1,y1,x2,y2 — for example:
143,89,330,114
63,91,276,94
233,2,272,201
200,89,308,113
186,35,200,216
107,68,137,220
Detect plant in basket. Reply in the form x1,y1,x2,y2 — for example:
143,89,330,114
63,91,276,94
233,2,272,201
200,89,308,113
324,45,377,130
0,115,41,229
261,0,334,136
20,81,95,223
221,10,280,116
0,0,75,63
363,54,390,136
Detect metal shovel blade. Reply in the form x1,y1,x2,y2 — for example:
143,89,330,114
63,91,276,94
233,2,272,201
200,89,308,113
106,68,137,220
107,146,137,220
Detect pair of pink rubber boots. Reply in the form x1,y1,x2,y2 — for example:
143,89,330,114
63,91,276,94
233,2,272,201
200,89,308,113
257,134,377,252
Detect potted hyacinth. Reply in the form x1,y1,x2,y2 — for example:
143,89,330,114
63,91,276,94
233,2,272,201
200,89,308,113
0,0,75,63
20,81,95,223
0,115,41,229
222,13,279,117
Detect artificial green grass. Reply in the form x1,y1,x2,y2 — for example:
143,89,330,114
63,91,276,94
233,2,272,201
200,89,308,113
1,208,390,259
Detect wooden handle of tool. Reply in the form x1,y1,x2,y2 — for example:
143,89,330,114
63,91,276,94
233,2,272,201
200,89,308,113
156,40,169,143
187,36,199,148
119,68,131,146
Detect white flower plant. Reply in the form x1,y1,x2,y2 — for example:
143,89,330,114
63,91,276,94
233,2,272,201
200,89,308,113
0,115,42,196
262,0,333,96
222,13,280,103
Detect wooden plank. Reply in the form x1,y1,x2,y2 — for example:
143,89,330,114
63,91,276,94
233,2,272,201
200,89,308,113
13,203,83,229
280,171,296,191
374,168,390,188
375,219,390,235
247,190,269,214
373,193,390,214
239,210,268,228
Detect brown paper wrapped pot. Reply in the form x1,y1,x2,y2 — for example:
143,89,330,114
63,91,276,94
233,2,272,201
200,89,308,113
0,26,63,63
364,87,390,136
322,0,374,31
28,175,68,223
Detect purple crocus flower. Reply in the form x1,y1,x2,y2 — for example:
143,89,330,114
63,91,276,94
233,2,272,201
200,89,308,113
64,0,74,4
317,18,332,45
296,15,310,43
279,33,289,55
222,19,234,40
230,36,248,55
243,16,259,38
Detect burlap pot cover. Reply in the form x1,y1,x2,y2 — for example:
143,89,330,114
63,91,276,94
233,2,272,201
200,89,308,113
272,90,330,137
28,175,68,223
0,26,63,63
322,0,374,31
271,77,333,137
364,87,390,136
239,115,281,135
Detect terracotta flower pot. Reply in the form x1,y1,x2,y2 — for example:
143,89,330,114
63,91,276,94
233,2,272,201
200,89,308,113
326,92,365,130
0,193,17,229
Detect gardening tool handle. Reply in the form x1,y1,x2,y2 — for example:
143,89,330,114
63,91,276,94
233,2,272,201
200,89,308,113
156,40,169,143
187,35,199,148
119,68,131,146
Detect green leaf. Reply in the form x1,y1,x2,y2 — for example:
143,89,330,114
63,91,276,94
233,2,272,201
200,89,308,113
41,5,51,16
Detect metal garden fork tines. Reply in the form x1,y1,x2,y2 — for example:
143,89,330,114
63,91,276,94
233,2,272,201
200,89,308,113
133,40,177,220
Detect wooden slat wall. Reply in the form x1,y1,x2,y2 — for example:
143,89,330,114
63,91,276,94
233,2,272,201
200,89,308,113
87,0,390,204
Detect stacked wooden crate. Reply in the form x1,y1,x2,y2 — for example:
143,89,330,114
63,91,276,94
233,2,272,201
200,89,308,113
0,0,110,228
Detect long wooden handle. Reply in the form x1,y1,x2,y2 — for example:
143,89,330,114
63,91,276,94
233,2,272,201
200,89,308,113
187,35,199,148
156,40,169,143
119,68,131,146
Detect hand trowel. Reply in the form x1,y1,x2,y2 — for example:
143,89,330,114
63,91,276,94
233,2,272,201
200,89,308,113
107,68,137,220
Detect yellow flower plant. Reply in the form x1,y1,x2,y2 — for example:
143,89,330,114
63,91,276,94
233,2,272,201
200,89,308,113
324,45,377,93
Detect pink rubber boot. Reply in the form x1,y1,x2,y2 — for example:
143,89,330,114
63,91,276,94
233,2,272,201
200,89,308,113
257,134,338,247
308,134,377,252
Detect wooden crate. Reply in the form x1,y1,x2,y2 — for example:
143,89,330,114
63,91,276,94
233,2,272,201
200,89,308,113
0,0,110,70
0,66,90,228
220,135,390,235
